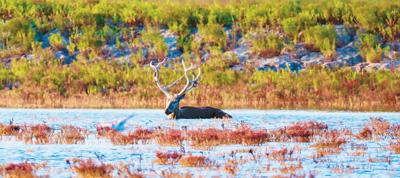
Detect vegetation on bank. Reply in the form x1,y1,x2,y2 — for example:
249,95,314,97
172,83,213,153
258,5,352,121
0,57,398,110
0,0,399,110
0,0,398,62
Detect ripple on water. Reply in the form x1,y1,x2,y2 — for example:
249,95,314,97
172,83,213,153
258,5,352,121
0,109,399,177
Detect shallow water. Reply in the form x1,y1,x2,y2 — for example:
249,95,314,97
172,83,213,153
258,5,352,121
0,109,399,177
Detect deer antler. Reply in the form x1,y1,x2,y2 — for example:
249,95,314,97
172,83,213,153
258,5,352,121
178,58,201,96
150,58,201,97
150,58,185,97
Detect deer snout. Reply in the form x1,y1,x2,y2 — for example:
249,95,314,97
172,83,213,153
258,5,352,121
165,109,172,115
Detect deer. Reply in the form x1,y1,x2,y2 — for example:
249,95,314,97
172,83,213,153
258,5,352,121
149,58,232,119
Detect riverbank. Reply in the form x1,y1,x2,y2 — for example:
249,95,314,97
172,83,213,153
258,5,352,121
0,64,399,111
0,90,398,111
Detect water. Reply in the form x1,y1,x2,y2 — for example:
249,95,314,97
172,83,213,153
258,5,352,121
0,109,399,177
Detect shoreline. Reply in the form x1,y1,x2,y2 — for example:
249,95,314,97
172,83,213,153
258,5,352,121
0,94,398,112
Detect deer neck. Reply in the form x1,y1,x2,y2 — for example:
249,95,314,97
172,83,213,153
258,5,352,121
166,94,185,119
167,103,181,119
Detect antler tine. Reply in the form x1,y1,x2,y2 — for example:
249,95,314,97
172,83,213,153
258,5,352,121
165,75,184,89
149,58,170,97
178,58,201,96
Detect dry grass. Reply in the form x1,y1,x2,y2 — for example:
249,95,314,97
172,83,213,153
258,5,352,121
155,129,184,146
160,170,192,178
369,118,391,136
187,124,269,148
270,121,327,142
223,159,238,175
0,162,46,178
155,151,183,165
0,123,21,136
267,148,294,161
389,140,400,154
116,163,145,178
356,126,373,140
54,125,89,144
179,155,211,167
18,124,52,144
108,128,155,145
96,125,116,138
312,130,347,149
70,158,114,178
279,161,303,174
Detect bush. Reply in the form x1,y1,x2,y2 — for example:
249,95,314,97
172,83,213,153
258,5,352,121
303,25,337,60
49,33,65,50
357,33,388,63
250,30,284,58
198,21,227,50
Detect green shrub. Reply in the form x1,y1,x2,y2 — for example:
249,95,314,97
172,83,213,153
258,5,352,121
357,33,389,63
250,30,284,58
49,33,65,50
141,27,168,59
198,20,227,50
303,25,337,60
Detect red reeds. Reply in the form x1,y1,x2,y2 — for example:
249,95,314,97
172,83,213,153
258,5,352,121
0,161,46,178
389,124,400,137
19,124,52,144
231,124,269,145
187,128,226,147
223,159,238,175
356,126,372,140
155,151,183,165
131,128,154,144
356,118,392,140
279,160,303,174
116,163,145,178
187,125,269,147
179,155,211,167
271,121,328,142
0,123,21,136
99,127,154,145
155,129,184,146
368,118,391,136
267,147,294,161
109,132,138,145
160,170,193,178
312,130,347,149
54,125,89,144
287,121,327,141
96,125,116,138
69,158,114,178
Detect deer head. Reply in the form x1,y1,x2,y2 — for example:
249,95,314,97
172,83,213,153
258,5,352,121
150,58,201,118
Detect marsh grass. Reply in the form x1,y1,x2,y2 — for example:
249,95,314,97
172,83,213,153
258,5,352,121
0,117,399,176
0,162,46,178
70,158,114,178
54,125,89,144
155,151,183,165
155,129,184,146
0,123,20,136
179,155,212,167
18,124,52,144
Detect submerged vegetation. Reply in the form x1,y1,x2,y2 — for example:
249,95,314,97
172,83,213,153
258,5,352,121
0,117,400,176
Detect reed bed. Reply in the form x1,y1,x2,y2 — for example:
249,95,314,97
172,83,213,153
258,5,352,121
1,118,400,150
54,125,89,144
0,162,46,178
155,151,183,165
69,158,114,178
0,115,399,177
